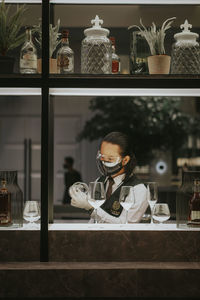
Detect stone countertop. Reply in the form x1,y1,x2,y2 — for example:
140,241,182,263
0,222,200,231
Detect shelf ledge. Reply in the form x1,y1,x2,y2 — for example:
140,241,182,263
50,88,200,97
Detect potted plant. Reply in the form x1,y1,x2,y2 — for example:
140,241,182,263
128,17,176,74
0,0,26,73
33,19,61,73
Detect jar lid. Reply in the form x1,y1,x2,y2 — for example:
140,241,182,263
174,19,199,42
84,15,110,37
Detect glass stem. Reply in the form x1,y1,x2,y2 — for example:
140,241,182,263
125,210,128,224
150,209,154,224
94,209,98,224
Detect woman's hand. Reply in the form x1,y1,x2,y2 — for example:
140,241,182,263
69,185,92,210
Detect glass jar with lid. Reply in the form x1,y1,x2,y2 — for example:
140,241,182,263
81,15,112,74
170,19,200,74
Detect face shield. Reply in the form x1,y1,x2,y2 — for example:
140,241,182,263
96,150,123,176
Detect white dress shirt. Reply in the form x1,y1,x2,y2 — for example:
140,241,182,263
89,173,148,224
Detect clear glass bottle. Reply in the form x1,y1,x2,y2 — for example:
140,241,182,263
81,15,112,74
0,180,11,226
188,179,200,226
57,29,74,74
170,19,200,74
20,27,37,74
110,37,120,74
129,30,149,74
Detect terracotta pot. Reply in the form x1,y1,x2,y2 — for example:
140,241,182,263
37,58,57,74
0,56,15,74
147,55,171,74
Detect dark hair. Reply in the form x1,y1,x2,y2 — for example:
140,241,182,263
101,131,137,179
65,156,74,166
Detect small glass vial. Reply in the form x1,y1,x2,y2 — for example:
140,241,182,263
110,37,120,74
20,27,37,74
170,19,200,74
0,180,11,226
81,15,112,74
57,30,74,74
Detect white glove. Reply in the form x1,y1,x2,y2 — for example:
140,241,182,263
69,184,92,210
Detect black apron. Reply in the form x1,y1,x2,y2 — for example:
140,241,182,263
98,174,143,217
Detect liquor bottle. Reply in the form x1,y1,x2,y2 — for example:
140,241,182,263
188,179,200,226
57,30,74,74
110,37,120,74
0,180,11,226
20,27,37,74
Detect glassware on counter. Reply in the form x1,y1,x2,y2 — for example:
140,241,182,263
119,186,135,224
170,19,200,74
110,37,120,74
0,180,11,226
81,15,112,74
146,182,158,224
176,171,200,229
57,29,74,74
20,27,37,74
188,179,200,226
152,203,170,224
87,181,106,224
0,170,23,227
23,200,40,229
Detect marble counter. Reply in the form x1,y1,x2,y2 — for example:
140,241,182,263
0,223,200,262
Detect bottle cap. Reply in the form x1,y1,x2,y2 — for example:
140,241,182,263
174,19,199,43
110,37,116,45
84,15,110,37
62,29,69,38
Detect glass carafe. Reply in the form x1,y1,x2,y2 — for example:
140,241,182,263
0,170,23,227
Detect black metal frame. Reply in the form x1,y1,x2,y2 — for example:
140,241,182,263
0,0,200,262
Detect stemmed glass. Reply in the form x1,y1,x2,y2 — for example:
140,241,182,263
146,182,158,224
119,186,135,224
87,182,106,224
23,200,40,229
152,203,170,224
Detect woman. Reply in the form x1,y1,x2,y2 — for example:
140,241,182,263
70,131,148,223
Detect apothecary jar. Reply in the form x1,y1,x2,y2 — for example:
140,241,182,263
171,20,200,74
81,15,112,74
0,170,23,227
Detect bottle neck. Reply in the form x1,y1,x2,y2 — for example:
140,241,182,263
62,37,69,46
26,29,32,43
112,45,116,53
194,181,200,193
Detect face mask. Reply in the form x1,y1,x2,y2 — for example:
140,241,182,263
96,158,123,176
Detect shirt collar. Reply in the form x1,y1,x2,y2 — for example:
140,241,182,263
105,173,125,185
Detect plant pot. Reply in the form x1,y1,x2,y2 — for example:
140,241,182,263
0,56,15,74
37,58,57,74
147,55,171,74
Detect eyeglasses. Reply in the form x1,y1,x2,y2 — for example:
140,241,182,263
96,150,121,164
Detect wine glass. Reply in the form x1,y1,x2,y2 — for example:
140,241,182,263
69,182,89,194
152,203,170,224
23,200,40,229
146,182,158,224
119,186,135,224
87,182,106,224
